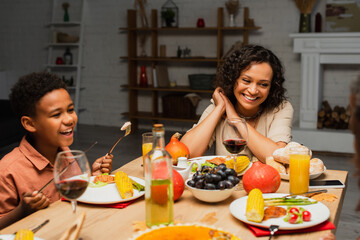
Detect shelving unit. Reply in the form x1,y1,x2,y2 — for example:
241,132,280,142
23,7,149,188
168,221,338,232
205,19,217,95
46,0,85,115
120,7,260,131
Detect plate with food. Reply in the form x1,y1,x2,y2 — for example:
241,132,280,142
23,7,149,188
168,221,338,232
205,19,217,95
229,193,330,230
268,156,326,181
187,155,252,176
77,174,145,204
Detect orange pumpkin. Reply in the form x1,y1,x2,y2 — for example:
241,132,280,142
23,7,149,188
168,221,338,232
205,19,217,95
165,133,190,165
242,161,281,194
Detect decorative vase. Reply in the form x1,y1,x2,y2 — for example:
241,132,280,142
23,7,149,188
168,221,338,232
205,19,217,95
229,14,235,27
299,13,311,33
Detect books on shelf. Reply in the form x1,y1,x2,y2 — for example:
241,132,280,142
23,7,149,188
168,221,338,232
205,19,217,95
155,64,170,88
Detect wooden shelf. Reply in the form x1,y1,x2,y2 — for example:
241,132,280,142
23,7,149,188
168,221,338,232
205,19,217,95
48,22,81,27
119,26,261,31
122,7,260,131
46,64,79,69
120,56,219,62
122,111,201,123
122,85,213,93
47,43,80,47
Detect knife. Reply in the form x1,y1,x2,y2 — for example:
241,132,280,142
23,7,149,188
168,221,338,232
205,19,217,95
13,219,49,235
282,189,327,198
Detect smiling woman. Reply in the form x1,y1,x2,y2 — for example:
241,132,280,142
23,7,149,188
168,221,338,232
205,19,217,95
181,45,294,163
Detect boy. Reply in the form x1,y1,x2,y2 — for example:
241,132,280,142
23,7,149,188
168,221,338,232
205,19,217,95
0,72,113,228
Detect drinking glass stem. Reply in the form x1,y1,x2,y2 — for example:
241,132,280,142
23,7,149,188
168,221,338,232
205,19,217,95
232,154,237,168
71,200,77,213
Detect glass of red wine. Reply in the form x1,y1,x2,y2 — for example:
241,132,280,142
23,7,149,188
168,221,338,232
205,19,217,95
222,118,248,167
54,150,90,213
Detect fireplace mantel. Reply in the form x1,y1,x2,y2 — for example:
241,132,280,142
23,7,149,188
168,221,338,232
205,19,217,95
289,33,359,153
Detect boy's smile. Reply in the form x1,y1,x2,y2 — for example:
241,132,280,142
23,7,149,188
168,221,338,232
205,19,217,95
30,88,77,155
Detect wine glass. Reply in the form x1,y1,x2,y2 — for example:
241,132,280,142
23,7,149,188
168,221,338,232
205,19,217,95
54,150,91,213
221,118,249,170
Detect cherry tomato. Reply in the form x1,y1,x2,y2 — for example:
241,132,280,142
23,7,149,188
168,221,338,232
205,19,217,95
303,210,311,221
289,207,299,214
288,213,298,224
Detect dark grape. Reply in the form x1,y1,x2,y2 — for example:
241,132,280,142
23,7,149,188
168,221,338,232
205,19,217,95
187,179,196,187
217,181,226,190
217,170,226,180
224,180,234,189
225,168,237,177
204,183,216,190
227,175,237,185
211,173,222,183
204,173,213,183
194,174,204,182
218,163,227,171
195,179,205,189
234,176,240,185
201,165,211,173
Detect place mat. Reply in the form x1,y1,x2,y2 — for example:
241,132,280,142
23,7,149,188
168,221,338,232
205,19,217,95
61,198,135,209
245,221,335,237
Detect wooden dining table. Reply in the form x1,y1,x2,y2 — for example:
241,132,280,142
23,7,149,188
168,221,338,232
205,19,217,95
1,157,348,240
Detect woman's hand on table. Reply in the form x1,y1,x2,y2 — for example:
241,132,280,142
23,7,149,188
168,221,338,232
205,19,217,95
92,154,113,176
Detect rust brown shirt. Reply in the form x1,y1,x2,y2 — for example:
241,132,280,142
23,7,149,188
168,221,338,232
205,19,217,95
0,136,69,217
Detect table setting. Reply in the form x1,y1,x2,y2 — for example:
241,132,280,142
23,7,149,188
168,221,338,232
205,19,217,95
0,122,348,240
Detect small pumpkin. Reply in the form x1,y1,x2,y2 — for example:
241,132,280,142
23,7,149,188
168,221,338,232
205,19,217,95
242,161,281,194
165,133,190,165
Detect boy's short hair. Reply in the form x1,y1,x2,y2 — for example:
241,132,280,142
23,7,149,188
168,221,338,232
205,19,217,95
9,72,67,118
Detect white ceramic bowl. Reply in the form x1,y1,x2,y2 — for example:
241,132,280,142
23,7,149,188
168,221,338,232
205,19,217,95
185,179,236,203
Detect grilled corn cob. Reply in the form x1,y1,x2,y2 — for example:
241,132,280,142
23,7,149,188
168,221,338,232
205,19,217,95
115,171,133,199
246,188,264,223
14,229,34,240
235,156,250,173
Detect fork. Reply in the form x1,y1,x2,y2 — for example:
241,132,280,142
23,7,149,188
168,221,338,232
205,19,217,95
268,225,279,240
107,121,131,155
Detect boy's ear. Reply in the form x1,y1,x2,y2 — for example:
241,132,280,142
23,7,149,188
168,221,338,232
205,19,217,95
21,116,36,133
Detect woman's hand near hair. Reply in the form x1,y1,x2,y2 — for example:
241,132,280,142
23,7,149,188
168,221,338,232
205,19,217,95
181,88,226,158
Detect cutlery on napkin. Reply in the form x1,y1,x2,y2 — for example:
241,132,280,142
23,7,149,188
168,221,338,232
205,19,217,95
59,212,86,240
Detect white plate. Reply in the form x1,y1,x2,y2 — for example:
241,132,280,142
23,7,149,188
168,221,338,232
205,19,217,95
187,155,252,176
229,193,330,230
77,176,145,204
280,166,327,181
0,235,43,240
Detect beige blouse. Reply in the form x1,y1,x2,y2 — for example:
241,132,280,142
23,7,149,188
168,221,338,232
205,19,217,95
192,100,294,160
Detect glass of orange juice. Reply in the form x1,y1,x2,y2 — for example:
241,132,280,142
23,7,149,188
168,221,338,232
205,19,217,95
289,147,310,194
142,132,153,175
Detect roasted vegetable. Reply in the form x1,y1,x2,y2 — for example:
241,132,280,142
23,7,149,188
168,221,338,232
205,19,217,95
14,229,34,240
131,178,145,191
246,188,264,223
235,155,250,173
115,171,133,199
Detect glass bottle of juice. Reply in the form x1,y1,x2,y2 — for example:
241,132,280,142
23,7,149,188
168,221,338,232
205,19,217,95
144,124,174,227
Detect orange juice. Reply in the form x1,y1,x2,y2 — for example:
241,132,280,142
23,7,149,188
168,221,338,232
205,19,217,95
289,152,310,194
142,143,153,174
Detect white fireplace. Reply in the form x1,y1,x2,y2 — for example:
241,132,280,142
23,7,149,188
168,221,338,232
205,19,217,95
289,32,360,153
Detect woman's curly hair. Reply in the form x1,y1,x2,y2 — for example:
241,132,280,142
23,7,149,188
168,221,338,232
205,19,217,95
9,72,67,118
215,44,287,113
